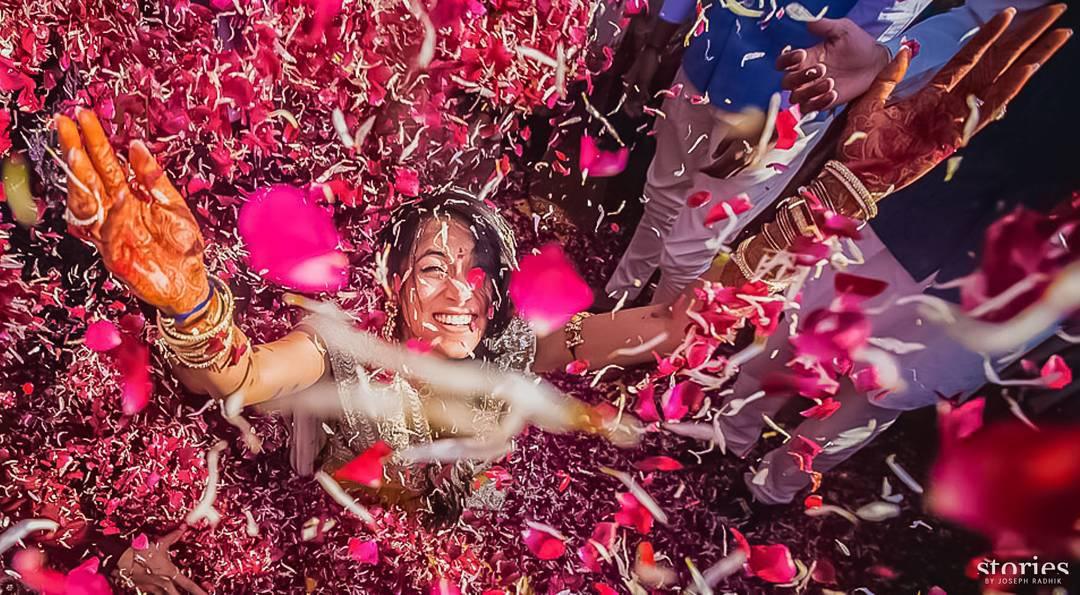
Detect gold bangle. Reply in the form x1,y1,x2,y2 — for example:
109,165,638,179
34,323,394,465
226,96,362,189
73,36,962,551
156,275,238,369
732,237,758,281
564,311,593,358
824,161,877,219
762,220,784,253
789,200,814,237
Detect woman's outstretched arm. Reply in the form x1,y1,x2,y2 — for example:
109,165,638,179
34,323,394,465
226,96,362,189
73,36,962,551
58,109,327,407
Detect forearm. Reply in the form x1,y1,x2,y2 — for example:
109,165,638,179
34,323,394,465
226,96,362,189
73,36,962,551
533,304,682,373
159,284,328,406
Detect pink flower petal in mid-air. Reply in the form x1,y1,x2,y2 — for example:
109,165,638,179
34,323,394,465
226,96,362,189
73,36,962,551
85,320,122,352
633,384,660,423
800,397,841,420
928,422,1080,553
937,397,984,448
238,185,348,292
634,456,683,472
132,533,149,550
430,578,462,595
510,244,593,336
774,108,799,151
661,380,703,421
333,441,393,488
565,360,589,375
394,167,420,196
730,527,798,583
704,195,752,226
579,135,629,177
348,538,378,564
614,492,653,534
1040,354,1072,389
522,522,566,560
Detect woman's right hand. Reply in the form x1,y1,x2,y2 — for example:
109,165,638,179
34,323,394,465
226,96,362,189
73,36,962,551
57,108,210,316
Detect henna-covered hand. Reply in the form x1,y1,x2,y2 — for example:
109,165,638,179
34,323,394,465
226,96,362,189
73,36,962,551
837,5,1072,196
57,108,210,316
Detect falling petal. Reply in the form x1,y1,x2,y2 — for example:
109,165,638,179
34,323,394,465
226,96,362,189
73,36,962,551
238,185,348,292
522,521,567,560
510,244,593,336
348,538,378,564
579,135,629,177
84,320,122,352
333,441,393,488
1039,354,1072,389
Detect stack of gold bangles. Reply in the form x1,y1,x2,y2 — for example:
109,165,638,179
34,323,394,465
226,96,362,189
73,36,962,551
731,160,880,292
155,275,238,369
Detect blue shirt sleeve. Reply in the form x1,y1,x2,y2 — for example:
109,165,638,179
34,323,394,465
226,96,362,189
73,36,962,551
658,0,697,24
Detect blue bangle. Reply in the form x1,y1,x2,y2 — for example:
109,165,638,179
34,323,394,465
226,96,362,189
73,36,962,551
171,279,216,325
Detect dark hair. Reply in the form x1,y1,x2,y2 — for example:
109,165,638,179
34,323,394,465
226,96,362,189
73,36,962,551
376,191,517,344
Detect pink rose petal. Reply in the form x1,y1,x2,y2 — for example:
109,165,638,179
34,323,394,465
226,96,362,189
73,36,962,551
333,441,393,488
510,244,593,336
614,492,653,534
937,397,984,449
630,386,660,423
1040,354,1072,389
238,185,348,292
522,522,566,560
633,456,683,471
85,320,122,352
132,533,149,550
565,359,589,375
661,380,703,421
775,108,799,151
430,578,462,595
394,167,420,196
348,538,378,564
928,423,1080,552
579,135,629,177
800,397,841,420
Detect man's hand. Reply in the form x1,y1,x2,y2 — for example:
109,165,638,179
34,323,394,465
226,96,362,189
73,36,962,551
777,18,890,113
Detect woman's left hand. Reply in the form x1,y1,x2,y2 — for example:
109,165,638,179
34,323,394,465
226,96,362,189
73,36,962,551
113,527,207,595
837,5,1071,196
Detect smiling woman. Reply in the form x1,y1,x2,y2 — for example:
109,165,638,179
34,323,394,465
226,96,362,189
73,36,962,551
379,193,517,361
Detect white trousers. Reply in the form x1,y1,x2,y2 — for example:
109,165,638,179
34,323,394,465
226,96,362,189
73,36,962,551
717,227,1050,504
605,69,827,304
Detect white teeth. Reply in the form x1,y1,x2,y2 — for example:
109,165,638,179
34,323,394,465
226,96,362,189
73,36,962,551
434,313,473,326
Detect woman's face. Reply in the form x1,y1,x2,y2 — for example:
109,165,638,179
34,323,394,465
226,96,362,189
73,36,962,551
397,215,492,359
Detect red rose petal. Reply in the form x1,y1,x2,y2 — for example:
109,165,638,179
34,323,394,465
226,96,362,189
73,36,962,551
704,195,752,226
1040,354,1072,389
333,440,393,488
633,456,683,472
348,538,378,564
